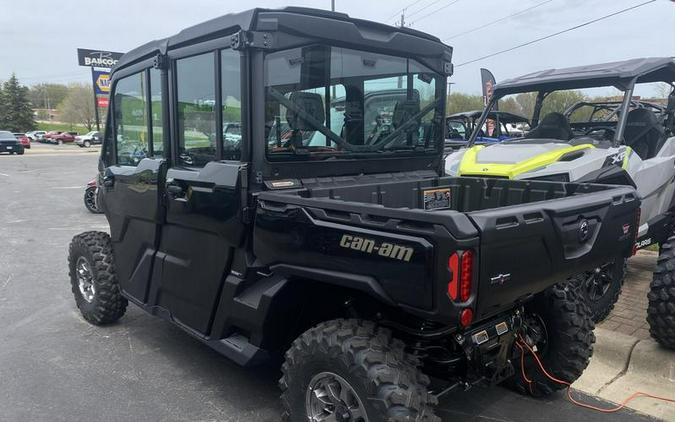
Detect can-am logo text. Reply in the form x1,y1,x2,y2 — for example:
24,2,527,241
339,234,414,262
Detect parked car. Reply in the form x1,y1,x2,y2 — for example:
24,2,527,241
52,132,77,145
445,57,675,340
66,8,641,420
25,130,45,141
42,131,62,143
13,133,31,149
0,130,24,155
75,131,102,148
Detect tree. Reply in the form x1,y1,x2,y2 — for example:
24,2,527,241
0,74,36,132
514,90,587,122
28,83,69,110
446,92,484,115
58,83,96,130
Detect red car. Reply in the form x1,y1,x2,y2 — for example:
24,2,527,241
43,131,62,143
51,132,77,145
13,133,31,149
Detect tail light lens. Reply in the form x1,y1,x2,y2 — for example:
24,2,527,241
459,308,474,328
448,250,474,302
460,250,474,302
447,253,459,301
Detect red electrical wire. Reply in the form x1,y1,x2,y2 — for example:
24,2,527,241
516,335,675,413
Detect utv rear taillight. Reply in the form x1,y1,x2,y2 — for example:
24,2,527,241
448,250,474,302
459,308,473,328
447,253,459,301
460,250,474,302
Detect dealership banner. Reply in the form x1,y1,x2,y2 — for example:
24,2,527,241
77,49,123,68
480,68,497,110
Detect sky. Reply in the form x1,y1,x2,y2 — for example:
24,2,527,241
0,0,673,94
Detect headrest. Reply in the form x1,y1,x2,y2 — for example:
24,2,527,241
286,92,325,131
392,100,421,129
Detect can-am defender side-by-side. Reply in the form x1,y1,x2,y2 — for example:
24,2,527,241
445,58,675,332
67,8,640,420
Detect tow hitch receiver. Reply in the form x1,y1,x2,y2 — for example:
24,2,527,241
460,314,521,385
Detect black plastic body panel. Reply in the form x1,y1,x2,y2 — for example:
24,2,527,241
254,176,639,325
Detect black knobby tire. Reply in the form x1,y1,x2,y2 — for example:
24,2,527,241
573,258,626,323
512,282,595,397
647,237,675,349
280,319,440,422
68,231,127,325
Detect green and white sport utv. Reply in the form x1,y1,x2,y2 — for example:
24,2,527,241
445,57,675,348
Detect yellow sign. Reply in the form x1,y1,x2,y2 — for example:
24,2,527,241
96,74,111,94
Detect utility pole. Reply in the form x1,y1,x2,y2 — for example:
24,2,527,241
331,0,335,12
397,9,406,88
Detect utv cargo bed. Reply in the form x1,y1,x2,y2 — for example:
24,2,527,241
254,174,639,323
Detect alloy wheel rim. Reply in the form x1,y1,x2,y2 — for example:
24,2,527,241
76,256,96,302
85,189,97,210
305,372,369,422
585,262,613,302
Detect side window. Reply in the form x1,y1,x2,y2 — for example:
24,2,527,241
149,68,164,157
221,49,242,160
114,72,148,166
176,52,216,167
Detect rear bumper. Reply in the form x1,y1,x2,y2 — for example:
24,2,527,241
0,144,23,153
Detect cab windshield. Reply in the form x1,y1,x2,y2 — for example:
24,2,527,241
264,45,444,159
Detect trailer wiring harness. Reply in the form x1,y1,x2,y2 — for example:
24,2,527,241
516,335,675,413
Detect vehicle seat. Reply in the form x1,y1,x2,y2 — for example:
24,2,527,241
526,112,573,140
285,92,325,147
624,108,664,159
392,99,421,145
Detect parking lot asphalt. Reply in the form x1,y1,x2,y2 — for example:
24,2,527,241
0,150,653,422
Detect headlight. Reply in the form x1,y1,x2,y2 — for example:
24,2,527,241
529,173,570,182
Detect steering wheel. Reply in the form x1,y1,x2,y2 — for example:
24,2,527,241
585,126,615,140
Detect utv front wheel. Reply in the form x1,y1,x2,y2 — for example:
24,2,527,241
280,319,440,421
511,282,595,397
68,231,127,325
647,237,675,349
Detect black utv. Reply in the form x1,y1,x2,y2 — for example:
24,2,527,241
68,8,641,421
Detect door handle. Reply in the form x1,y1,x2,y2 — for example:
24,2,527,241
167,184,185,196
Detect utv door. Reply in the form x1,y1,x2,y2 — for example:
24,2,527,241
152,47,246,336
102,66,167,303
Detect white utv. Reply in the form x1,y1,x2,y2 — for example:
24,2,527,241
445,57,675,348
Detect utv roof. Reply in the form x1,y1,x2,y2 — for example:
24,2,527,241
448,110,529,123
494,57,675,96
115,7,451,73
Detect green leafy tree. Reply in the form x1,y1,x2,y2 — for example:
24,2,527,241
514,90,587,122
28,83,69,110
58,83,96,130
446,92,484,115
1,74,36,132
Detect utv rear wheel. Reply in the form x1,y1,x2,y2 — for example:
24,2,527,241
574,259,626,323
68,231,127,325
647,237,675,349
511,282,595,397
280,319,440,422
